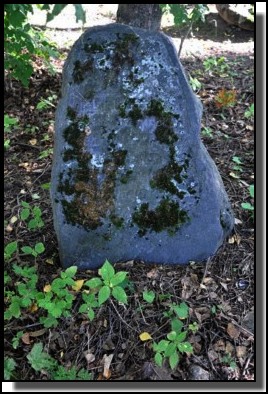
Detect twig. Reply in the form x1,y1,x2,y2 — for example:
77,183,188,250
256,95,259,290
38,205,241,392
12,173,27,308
241,353,253,377
178,21,193,58
109,298,139,334
220,313,254,337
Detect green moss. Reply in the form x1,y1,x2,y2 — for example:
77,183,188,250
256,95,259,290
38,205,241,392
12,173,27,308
73,59,94,84
110,214,124,229
112,33,139,69
132,198,188,236
84,43,104,53
66,106,77,121
128,104,143,126
120,169,133,184
112,149,127,166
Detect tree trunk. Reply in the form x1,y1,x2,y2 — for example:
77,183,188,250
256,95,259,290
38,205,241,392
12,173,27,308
116,4,162,31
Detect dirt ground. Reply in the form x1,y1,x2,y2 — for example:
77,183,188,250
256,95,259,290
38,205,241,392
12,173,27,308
4,5,254,381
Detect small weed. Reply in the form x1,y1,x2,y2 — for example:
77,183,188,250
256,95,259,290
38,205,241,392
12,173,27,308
85,260,128,306
220,353,237,370
201,127,213,138
215,89,236,109
38,147,53,159
244,103,254,119
12,331,24,349
189,75,202,92
4,241,18,261
21,242,45,258
203,56,229,75
143,290,155,304
20,201,44,230
36,94,57,110
4,357,17,380
241,185,254,219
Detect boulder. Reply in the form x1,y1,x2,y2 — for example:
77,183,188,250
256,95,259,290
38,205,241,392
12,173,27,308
216,4,254,31
51,23,234,269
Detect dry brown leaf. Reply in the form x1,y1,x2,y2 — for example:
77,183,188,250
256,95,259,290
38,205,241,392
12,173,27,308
84,351,95,364
29,328,46,337
29,303,38,313
209,291,218,299
227,323,240,339
236,346,247,358
220,282,228,292
103,354,113,379
214,339,225,351
146,268,159,279
21,332,31,345
225,341,234,355
29,138,37,145
203,277,214,285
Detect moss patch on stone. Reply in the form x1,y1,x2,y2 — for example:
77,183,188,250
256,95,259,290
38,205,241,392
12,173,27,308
132,198,188,236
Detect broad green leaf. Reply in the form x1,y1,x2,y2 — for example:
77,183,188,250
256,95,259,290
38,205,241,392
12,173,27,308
32,206,42,217
21,201,30,208
153,339,169,352
85,277,103,289
98,260,115,283
87,308,95,321
176,331,187,343
249,185,254,198
98,285,110,306
109,271,128,287
164,342,177,357
39,315,58,328
171,318,183,333
62,266,78,278
20,208,30,220
46,4,68,23
73,4,86,24
28,218,38,229
4,357,16,380
41,182,51,190
21,246,34,255
167,331,177,341
169,352,179,369
5,241,18,258
142,290,155,303
154,352,163,367
178,342,193,353
27,343,57,372
173,302,189,319
112,286,128,304
9,301,21,318
34,242,45,254
241,202,254,210
232,156,242,164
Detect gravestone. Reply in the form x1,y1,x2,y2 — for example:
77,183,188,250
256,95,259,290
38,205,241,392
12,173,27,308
51,23,234,269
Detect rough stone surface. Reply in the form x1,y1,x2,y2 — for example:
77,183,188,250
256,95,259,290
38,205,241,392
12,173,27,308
188,365,211,380
216,4,254,31
51,23,234,269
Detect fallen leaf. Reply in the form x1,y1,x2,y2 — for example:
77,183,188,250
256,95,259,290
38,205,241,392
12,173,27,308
84,351,95,364
103,354,113,379
146,268,159,279
29,303,38,313
43,284,51,292
220,282,228,292
225,341,234,355
6,224,13,233
214,339,225,351
227,323,240,339
72,279,85,291
234,218,242,225
10,216,18,224
21,332,31,345
45,258,54,265
236,346,247,358
139,332,152,341
29,138,37,145
29,328,46,337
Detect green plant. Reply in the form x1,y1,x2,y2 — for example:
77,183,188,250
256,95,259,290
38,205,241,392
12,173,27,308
143,290,155,304
241,185,254,218
4,357,17,380
232,156,243,172
21,242,45,258
12,330,24,349
85,260,128,306
244,103,254,119
36,94,57,110
4,114,18,150
220,353,237,370
203,56,229,75
79,292,99,321
4,265,39,320
27,342,92,380
37,266,77,328
161,4,209,57
189,75,202,92
153,318,193,369
20,201,44,230
4,241,18,261
201,127,213,138
38,147,53,159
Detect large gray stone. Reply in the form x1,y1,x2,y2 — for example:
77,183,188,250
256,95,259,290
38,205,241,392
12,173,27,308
51,23,234,269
